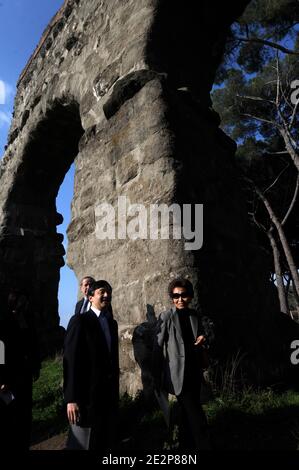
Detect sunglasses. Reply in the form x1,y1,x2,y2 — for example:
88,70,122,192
171,293,189,300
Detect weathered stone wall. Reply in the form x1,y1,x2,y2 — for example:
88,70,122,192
1,0,297,393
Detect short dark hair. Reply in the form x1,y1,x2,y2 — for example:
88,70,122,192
168,278,194,298
88,280,112,297
80,276,95,285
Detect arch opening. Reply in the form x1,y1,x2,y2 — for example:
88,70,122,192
1,98,84,354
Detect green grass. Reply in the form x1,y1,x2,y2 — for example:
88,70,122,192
204,387,299,450
31,357,299,450
118,392,169,449
32,355,66,443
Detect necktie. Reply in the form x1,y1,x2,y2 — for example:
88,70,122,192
80,298,89,314
99,311,111,352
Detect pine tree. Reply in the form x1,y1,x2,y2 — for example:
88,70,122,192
212,0,299,315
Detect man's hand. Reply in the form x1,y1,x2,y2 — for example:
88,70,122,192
194,335,206,346
0,384,8,392
67,403,80,425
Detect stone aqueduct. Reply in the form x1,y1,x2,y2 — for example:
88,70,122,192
0,0,297,393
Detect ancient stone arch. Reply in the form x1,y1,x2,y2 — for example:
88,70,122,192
1,0,297,393
0,98,83,352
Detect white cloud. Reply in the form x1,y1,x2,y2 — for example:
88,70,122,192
0,80,5,105
5,82,14,99
0,80,15,105
0,111,12,127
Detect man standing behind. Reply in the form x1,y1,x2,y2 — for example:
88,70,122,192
63,280,119,451
74,276,95,315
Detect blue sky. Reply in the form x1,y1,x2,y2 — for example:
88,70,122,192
0,0,77,327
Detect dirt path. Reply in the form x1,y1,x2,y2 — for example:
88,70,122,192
30,432,67,450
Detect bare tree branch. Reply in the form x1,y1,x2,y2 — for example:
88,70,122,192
282,173,299,225
247,177,292,314
279,127,299,171
263,163,290,195
289,99,299,130
235,36,299,55
237,94,275,105
267,229,289,314
265,150,289,156
242,113,279,127
276,51,280,107
255,187,299,296
252,212,267,233
280,81,293,113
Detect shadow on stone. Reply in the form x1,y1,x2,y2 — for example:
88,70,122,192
132,304,157,407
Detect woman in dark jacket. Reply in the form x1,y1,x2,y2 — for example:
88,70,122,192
152,278,214,450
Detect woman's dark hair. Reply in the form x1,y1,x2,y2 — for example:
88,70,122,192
88,280,112,297
168,278,194,298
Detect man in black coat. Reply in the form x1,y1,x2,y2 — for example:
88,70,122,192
63,280,119,451
74,276,95,315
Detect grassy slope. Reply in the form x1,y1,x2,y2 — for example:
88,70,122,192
32,357,299,450
32,356,66,442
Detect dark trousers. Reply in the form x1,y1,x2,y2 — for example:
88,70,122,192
89,406,118,452
66,403,118,452
177,384,210,450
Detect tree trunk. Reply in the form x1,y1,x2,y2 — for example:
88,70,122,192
267,230,289,314
257,188,299,297
291,278,299,310
279,127,299,172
